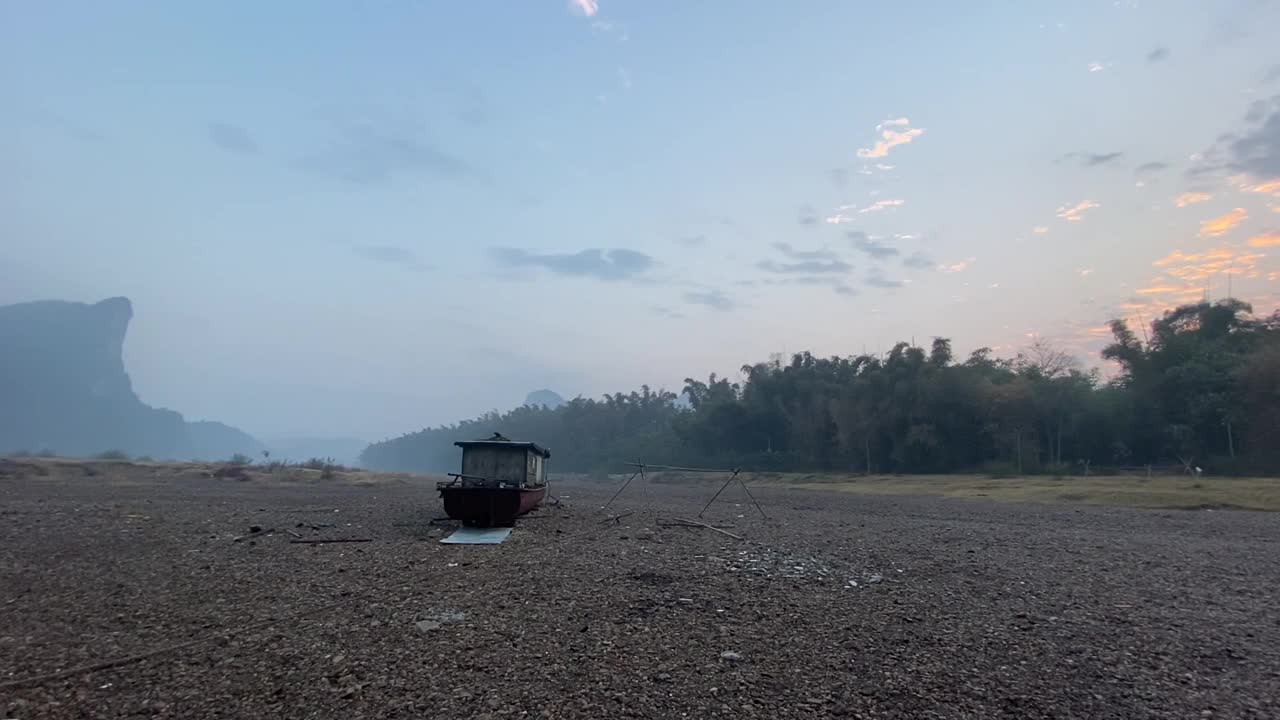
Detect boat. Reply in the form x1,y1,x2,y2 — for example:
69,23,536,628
437,434,550,527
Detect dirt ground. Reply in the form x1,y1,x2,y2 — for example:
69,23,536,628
2,460,1278,719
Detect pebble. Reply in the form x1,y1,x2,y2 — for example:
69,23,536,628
720,651,743,662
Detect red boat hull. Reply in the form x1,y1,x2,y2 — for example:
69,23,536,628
440,485,546,527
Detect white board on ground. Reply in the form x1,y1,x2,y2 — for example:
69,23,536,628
441,527,513,544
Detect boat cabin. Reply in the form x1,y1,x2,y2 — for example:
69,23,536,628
453,434,550,489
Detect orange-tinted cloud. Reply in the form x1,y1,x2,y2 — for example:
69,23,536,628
1153,247,1265,281
1174,192,1212,207
1056,200,1099,222
1249,230,1280,248
856,120,925,159
940,257,975,273
1032,226,1049,234
1244,180,1280,197
858,199,905,214
1199,208,1247,237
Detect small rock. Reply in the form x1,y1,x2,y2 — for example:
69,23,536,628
415,620,442,632
720,651,743,662
249,525,262,533
867,574,883,584
655,673,673,683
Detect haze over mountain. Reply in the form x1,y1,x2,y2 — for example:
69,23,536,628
0,297,262,459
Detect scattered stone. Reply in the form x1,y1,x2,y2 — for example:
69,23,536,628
720,651,743,662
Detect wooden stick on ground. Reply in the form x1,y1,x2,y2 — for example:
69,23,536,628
673,517,744,541
598,511,634,525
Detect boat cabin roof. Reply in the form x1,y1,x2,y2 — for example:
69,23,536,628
454,439,551,458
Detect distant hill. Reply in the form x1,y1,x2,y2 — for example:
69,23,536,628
265,437,367,467
0,297,263,460
524,389,565,409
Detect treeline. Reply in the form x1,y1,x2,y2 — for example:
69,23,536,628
360,301,1280,476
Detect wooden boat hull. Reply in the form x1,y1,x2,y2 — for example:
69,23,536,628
439,485,546,527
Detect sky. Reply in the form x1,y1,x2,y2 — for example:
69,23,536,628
3,0,1280,442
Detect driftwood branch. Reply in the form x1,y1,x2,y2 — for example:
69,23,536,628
673,517,744,541
598,511,634,525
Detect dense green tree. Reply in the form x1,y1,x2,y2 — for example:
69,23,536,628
362,301,1280,477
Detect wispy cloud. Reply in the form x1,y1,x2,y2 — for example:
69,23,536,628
865,270,905,288
1146,47,1169,63
1135,161,1169,174
758,259,852,274
1199,208,1247,237
208,122,258,154
1059,151,1124,167
1088,62,1108,73
1195,94,1280,181
300,125,466,184
856,118,925,159
493,247,654,281
683,289,735,311
797,204,819,226
824,213,854,225
850,234,899,259
1055,200,1099,222
1154,247,1265,280
771,242,837,260
940,257,975,273
1079,268,1095,277
675,235,707,247
652,306,685,320
1249,230,1280,248
1174,191,1212,207
1244,180,1280,197
858,199,906,214
569,0,599,17
1032,226,1050,234
355,245,428,271
902,252,934,269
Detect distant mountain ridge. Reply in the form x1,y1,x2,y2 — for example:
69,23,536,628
0,296,263,459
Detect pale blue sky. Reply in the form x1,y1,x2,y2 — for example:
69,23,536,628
3,0,1279,440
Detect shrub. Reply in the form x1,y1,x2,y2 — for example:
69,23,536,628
95,450,129,461
227,453,254,466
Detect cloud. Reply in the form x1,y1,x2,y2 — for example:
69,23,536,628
1059,151,1124,167
834,283,858,297
1032,226,1050,234
825,213,854,225
1175,192,1213,207
771,242,836,260
1153,247,1265,281
1196,95,1280,181
652,306,686,320
797,205,819,226
1079,268,1095,277
864,270,904,289
758,259,852,274
1199,208,1247,237
859,199,906,214
300,125,466,184
208,123,258,154
355,245,428,271
1055,200,1100,222
1146,47,1169,63
675,235,707,247
1135,161,1169,174
1088,62,1107,73
856,119,925,159
492,247,654,281
1244,180,1280,197
683,289,735,311
1249,230,1280,247
940,257,975,273
850,234,899,260
902,252,934,270
569,0,599,17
